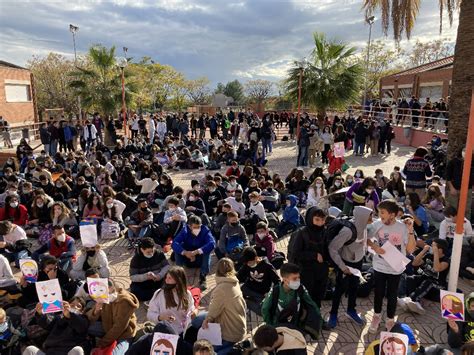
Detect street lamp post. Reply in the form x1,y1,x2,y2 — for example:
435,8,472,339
69,24,81,120
363,15,375,116
117,57,128,137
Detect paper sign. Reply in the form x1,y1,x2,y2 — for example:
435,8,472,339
440,290,464,321
347,266,367,284
334,142,345,158
87,277,109,303
379,331,409,355
380,241,411,274
35,279,63,314
20,259,38,283
197,323,222,346
80,224,98,247
150,332,179,355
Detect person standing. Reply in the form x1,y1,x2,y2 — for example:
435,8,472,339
367,200,416,334
48,120,60,156
446,147,474,219
327,206,373,328
83,120,98,152
297,123,310,167
148,115,156,143
403,147,433,200
39,122,52,155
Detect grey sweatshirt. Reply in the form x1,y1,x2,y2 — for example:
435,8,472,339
218,222,248,253
328,206,372,270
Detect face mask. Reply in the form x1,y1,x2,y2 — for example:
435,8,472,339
288,280,300,290
169,207,176,212
468,310,474,319
335,182,341,187
316,183,322,187
257,232,266,239
160,180,167,185
286,202,291,207
267,188,272,192
355,173,361,178
347,179,353,184
209,188,216,193
108,292,118,303
192,228,200,236
37,202,44,208
86,250,96,257
230,222,238,227
69,308,82,315
85,172,91,177
0,321,8,333
366,189,374,194
248,262,257,268
56,183,62,188
189,196,196,202
163,283,176,290
235,197,242,202
57,233,66,242
106,203,113,209
144,253,154,259
462,151,466,158
10,202,18,208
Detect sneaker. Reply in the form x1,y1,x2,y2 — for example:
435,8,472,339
369,313,381,334
406,300,426,315
199,275,207,290
397,297,410,311
466,266,474,274
327,314,338,329
345,310,365,325
386,318,395,331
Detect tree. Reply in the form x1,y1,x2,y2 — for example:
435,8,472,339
214,82,225,94
285,32,363,121
27,53,79,116
224,80,245,105
359,40,403,99
362,0,471,158
186,77,212,105
245,80,274,112
406,39,455,67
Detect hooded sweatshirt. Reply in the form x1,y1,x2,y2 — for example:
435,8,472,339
274,326,307,354
207,275,247,343
328,206,372,270
87,288,139,347
282,195,300,225
218,222,248,254
448,292,474,348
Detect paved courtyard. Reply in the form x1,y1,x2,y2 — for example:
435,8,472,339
98,139,472,354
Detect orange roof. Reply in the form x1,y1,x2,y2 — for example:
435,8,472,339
389,56,454,77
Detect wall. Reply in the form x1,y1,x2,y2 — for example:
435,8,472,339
0,67,36,125
392,126,448,148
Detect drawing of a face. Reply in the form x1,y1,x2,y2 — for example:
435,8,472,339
40,286,59,303
442,295,463,314
21,261,37,277
89,282,108,299
381,338,406,355
151,339,175,355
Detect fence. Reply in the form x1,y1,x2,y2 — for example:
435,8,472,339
0,122,43,149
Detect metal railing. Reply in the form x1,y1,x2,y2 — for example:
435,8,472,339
0,122,42,149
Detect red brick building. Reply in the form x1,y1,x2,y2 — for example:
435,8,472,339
0,60,37,126
379,56,453,104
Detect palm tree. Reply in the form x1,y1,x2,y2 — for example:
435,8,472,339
285,32,363,123
362,0,472,158
70,45,133,144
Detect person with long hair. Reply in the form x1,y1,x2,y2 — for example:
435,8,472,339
385,171,406,202
306,177,328,209
82,192,103,219
147,266,196,335
422,184,446,225
50,202,77,227
343,177,380,216
0,195,28,226
405,192,429,236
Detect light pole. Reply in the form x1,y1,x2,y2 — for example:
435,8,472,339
363,15,375,115
69,24,81,120
117,57,128,137
296,59,306,140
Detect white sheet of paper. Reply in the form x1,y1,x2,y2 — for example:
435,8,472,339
346,266,367,284
197,323,222,346
87,277,109,303
80,224,98,247
35,279,63,314
150,332,179,355
380,331,409,355
381,241,411,274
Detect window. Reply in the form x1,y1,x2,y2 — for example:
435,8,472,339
5,84,32,102
419,85,443,104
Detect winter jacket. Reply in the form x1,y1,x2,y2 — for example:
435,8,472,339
0,254,15,288
328,206,372,270
83,124,98,141
129,250,169,283
33,236,76,261
40,127,51,144
87,288,139,347
207,276,247,343
255,232,276,260
218,222,248,254
172,224,215,255
35,312,90,355
163,207,187,224
345,182,380,209
282,195,300,225
128,208,153,227
403,156,433,189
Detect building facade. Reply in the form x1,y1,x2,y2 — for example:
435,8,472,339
379,56,453,104
0,60,37,125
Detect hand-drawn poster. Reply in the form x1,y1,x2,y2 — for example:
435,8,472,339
20,259,38,283
440,290,464,321
334,142,345,158
379,331,409,355
150,332,179,355
87,277,109,303
35,279,63,314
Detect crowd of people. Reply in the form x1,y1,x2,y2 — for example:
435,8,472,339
0,108,472,355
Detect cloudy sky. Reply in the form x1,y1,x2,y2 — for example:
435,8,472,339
0,0,459,86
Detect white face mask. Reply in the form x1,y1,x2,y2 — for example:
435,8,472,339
335,182,341,187
192,228,200,236
169,207,176,212
257,232,266,239
56,233,66,242
286,202,291,207
189,196,196,202
10,202,18,208
288,280,300,290
316,183,322,187
37,202,44,208
109,292,118,303
248,262,257,268
106,203,114,209
462,151,466,158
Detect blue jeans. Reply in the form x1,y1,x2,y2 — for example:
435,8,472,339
354,141,364,155
174,252,211,277
50,139,58,156
297,146,308,166
127,226,149,239
1,250,28,268
262,138,272,155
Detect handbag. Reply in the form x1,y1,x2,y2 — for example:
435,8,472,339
100,220,120,239
341,162,350,172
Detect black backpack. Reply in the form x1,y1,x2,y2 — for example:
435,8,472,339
324,217,358,267
286,227,307,264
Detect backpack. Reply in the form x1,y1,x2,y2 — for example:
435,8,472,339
286,227,307,264
324,218,358,267
225,234,245,255
268,284,305,324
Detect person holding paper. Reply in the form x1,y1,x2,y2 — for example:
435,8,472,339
200,258,246,354
129,237,169,301
327,206,373,328
398,239,450,315
23,297,90,355
147,266,196,335
367,200,416,334
32,225,76,272
447,292,474,351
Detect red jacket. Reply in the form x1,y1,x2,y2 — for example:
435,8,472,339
0,205,28,226
328,150,345,175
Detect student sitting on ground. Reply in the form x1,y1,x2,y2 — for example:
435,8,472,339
276,195,301,238
217,211,248,261
254,221,277,261
70,242,110,280
237,247,280,315
0,220,28,267
32,225,76,271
